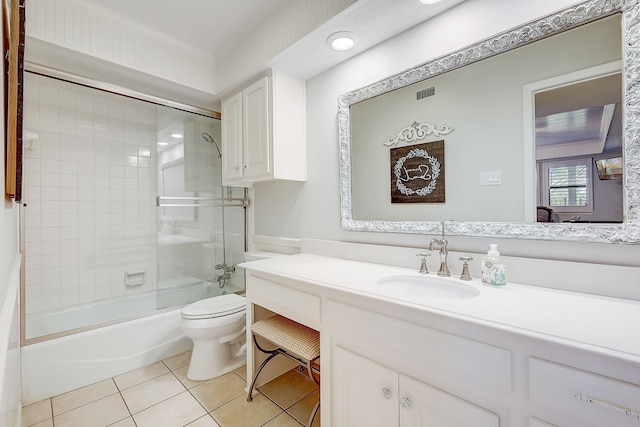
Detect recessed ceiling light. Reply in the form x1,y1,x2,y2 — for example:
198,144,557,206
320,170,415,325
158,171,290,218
170,133,183,138
327,31,356,51
419,0,442,4
157,141,169,146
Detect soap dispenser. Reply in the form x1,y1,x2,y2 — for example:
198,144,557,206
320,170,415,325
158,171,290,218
481,244,506,286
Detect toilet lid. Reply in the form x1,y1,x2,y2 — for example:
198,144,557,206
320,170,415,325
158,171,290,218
181,294,246,319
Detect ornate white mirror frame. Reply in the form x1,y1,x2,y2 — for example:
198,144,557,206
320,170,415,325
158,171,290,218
338,0,640,243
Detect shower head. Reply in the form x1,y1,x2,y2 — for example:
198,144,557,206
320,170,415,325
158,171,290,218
201,132,214,144
201,132,222,158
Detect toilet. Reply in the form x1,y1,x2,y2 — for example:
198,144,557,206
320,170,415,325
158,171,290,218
180,293,247,380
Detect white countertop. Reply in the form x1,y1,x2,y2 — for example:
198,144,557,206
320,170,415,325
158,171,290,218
241,253,640,361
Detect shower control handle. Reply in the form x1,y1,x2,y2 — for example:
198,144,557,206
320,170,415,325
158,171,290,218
215,263,236,273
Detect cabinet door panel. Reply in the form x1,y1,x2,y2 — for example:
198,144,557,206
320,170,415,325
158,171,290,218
332,345,398,427
529,417,558,427
400,374,500,427
242,75,270,179
221,91,244,181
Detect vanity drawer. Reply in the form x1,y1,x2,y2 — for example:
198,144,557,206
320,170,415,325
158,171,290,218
529,357,640,427
246,275,321,328
326,300,512,395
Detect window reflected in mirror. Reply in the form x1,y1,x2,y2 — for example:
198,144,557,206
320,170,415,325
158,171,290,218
534,73,623,223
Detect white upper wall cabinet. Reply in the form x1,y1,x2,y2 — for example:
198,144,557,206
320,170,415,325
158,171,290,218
221,69,306,187
221,91,245,182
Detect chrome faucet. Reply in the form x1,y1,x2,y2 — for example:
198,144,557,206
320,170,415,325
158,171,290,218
212,263,236,288
428,220,451,277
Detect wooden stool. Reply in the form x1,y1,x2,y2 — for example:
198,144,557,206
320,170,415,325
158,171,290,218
247,314,320,426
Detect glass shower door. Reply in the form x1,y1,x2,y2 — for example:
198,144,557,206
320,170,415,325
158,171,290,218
155,106,244,309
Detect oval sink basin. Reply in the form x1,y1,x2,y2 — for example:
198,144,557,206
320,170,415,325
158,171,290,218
376,275,480,300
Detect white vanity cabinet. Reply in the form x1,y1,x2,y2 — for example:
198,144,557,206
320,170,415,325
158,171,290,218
241,253,640,427
220,68,306,186
332,344,500,427
327,300,504,427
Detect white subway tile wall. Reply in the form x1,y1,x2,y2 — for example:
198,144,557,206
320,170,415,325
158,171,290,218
22,73,157,319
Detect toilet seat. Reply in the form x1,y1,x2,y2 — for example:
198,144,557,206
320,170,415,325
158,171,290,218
181,294,246,320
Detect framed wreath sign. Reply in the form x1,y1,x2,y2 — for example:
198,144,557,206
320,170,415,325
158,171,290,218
390,140,445,203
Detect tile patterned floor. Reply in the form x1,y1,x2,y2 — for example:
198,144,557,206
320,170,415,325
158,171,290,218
22,351,320,427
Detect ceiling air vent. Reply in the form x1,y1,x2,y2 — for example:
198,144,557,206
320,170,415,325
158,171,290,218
416,86,435,100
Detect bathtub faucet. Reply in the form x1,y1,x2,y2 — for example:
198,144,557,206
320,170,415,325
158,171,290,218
216,272,231,281
215,263,235,274
214,263,236,288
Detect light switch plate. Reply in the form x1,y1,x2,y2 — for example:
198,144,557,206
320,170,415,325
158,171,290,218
480,170,502,186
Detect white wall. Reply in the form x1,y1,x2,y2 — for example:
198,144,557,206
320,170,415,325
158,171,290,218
25,0,218,110
0,256,20,427
252,0,640,268
1,1,22,424
215,0,358,93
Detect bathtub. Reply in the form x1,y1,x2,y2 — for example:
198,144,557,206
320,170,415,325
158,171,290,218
21,281,244,405
25,279,231,339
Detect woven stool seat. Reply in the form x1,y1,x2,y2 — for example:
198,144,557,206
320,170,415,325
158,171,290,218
251,315,320,361
248,314,321,426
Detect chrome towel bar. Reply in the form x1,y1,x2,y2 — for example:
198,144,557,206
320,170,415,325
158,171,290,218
156,196,248,208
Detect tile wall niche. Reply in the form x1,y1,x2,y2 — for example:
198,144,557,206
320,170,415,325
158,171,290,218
22,73,157,315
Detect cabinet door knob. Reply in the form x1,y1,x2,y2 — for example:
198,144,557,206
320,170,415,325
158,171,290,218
400,396,412,408
381,387,392,399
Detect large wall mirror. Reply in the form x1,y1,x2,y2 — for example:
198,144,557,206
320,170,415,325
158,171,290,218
338,0,640,243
